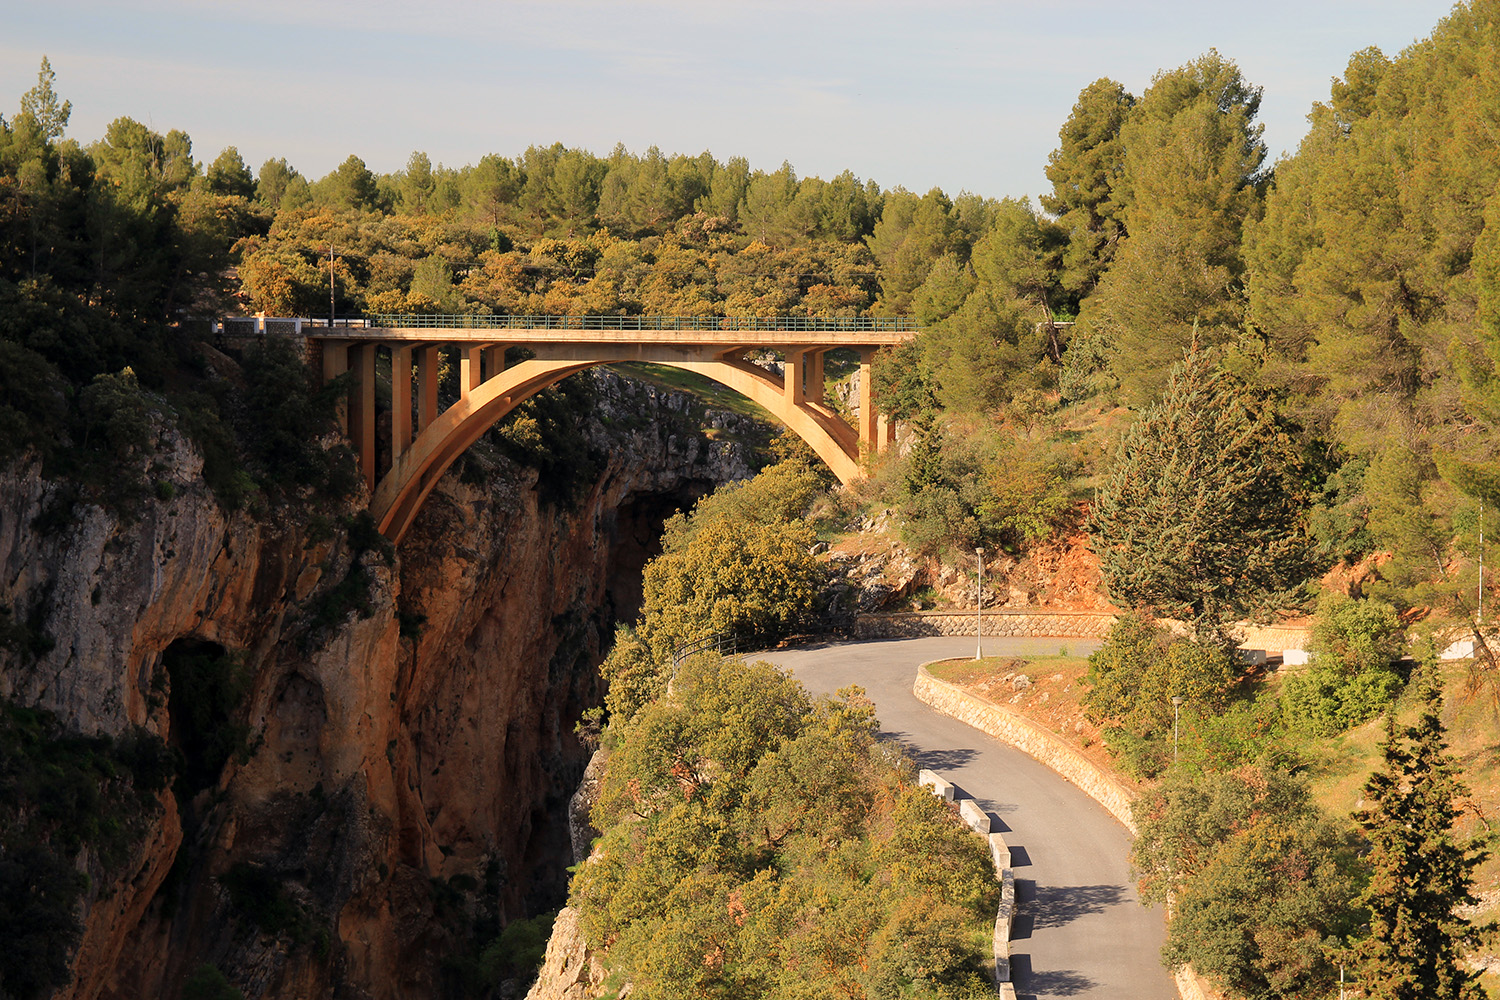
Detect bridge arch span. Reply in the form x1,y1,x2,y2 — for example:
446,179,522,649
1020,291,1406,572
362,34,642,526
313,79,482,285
368,354,880,544
301,318,913,543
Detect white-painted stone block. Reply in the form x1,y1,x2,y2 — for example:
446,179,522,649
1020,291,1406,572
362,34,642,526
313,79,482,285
959,798,990,834
918,768,956,801
988,832,1011,872
1441,639,1477,660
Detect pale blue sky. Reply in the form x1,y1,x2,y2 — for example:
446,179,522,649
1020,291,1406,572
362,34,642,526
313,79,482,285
1,1,1461,202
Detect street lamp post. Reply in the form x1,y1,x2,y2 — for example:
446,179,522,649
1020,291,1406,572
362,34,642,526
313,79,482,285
1171,695,1184,760
975,547,985,661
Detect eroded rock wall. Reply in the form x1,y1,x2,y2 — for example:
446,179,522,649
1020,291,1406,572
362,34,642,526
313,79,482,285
0,369,756,1000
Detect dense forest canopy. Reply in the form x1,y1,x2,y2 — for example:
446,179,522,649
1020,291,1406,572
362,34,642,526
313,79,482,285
5,3,1500,624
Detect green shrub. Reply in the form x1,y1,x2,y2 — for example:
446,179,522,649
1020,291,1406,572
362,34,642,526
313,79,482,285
1282,595,1405,735
182,964,244,1000
1084,613,1238,779
78,367,155,462
0,338,67,464
479,911,556,985
0,701,171,998
219,862,321,945
241,337,358,500
640,517,822,660
1282,663,1402,736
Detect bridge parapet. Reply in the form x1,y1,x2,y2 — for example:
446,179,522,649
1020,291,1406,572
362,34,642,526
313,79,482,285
362,313,920,333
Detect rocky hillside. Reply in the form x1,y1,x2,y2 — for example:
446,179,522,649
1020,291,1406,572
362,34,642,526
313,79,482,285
0,366,760,1000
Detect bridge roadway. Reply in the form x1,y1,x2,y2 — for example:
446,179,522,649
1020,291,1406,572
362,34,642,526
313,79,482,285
756,636,1176,1000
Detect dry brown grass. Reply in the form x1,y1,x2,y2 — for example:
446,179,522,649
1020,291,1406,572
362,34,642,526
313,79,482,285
926,653,1141,790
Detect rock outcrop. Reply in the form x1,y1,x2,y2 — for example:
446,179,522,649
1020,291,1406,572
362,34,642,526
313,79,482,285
0,367,757,1000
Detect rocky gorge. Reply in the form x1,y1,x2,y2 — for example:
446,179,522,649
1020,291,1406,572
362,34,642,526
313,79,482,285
0,365,762,1000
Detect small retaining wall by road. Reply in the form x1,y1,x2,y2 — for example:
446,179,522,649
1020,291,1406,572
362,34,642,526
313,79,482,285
914,666,1136,832
858,610,1117,641
919,769,1019,1000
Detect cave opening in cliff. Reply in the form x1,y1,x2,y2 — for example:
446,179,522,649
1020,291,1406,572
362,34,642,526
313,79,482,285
602,482,716,626
162,637,251,799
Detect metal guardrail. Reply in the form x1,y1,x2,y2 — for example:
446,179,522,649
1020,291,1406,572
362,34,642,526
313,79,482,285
365,314,922,332
672,632,740,670
669,611,860,669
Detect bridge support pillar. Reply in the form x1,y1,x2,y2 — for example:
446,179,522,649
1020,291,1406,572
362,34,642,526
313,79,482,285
483,345,507,379
460,346,483,400
351,343,377,491
858,347,879,456
784,349,806,406
321,342,349,434
391,345,413,464
417,346,440,432
878,413,896,454
809,350,826,404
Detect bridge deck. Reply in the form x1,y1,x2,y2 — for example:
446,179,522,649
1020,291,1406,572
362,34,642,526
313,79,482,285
307,326,913,347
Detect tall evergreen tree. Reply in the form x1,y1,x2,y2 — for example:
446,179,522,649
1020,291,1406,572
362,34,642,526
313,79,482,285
1080,51,1267,403
1088,349,1312,625
1040,77,1134,298
19,56,71,140
1352,675,1490,1000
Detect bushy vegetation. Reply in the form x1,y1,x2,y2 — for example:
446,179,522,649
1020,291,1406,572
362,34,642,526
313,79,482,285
1132,765,1365,1000
574,655,996,999
1281,595,1406,736
218,861,329,953
634,459,830,663
0,702,173,1000
1083,614,1240,779
1083,588,1500,1000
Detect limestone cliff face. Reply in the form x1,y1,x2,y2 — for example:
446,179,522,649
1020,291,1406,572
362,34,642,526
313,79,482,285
0,369,758,1000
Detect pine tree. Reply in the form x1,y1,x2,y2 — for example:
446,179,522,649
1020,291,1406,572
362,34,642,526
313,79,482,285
1352,674,1490,1000
1079,51,1267,403
1040,77,1134,298
1087,349,1312,626
19,56,71,140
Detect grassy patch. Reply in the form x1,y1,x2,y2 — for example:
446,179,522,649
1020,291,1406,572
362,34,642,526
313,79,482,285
928,653,1091,686
610,363,777,424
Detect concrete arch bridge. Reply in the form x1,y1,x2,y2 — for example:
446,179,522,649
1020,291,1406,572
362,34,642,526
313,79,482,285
249,314,917,543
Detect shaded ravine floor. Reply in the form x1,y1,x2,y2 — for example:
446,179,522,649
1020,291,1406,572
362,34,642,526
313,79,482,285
757,636,1176,1000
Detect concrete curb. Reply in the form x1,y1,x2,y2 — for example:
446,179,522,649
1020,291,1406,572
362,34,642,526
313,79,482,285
918,768,1017,992
914,661,1221,1000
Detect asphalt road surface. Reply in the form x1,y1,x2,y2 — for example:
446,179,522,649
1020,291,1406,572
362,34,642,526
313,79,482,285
756,635,1177,1000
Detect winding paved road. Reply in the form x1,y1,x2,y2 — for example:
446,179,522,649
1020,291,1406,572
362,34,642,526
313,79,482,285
757,636,1176,1000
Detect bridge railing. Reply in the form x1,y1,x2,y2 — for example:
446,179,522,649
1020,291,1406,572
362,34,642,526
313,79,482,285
363,313,921,332
669,611,860,670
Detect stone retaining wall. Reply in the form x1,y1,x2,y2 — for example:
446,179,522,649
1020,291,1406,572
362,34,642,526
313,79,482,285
858,611,1117,640
914,667,1137,831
